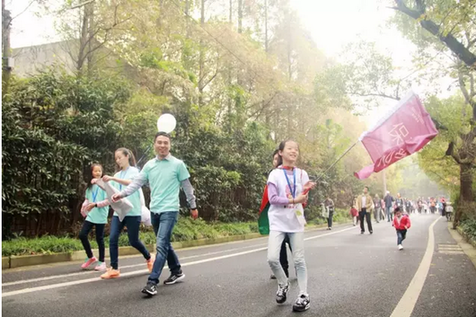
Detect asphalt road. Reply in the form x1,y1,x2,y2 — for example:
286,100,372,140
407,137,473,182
2,214,476,317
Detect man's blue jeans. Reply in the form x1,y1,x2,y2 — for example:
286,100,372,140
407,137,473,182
386,206,393,222
148,211,181,284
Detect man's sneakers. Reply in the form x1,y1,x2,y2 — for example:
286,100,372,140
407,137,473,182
276,283,289,304
81,257,97,269
146,256,155,273
163,270,185,285
100,268,120,279
141,282,157,296
270,273,277,280
398,244,404,250
293,293,311,312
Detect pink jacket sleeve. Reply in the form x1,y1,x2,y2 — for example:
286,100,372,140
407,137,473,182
96,199,110,208
81,199,89,213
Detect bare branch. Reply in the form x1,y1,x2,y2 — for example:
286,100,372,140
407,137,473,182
11,0,35,21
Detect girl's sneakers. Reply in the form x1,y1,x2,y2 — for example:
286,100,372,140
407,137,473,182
81,257,97,269
276,283,289,304
292,293,310,312
100,268,120,279
146,256,155,273
94,261,107,271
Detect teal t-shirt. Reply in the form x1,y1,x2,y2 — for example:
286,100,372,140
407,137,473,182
140,155,190,213
112,166,141,217
85,184,108,224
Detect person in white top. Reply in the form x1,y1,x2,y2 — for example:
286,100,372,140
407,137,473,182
266,139,316,312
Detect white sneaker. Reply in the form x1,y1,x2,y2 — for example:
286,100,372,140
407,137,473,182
398,244,403,250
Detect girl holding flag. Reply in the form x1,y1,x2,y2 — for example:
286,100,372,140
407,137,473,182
259,150,292,279
266,140,315,312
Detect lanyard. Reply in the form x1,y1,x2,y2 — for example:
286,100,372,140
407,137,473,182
92,185,99,203
119,168,128,190
283,168,296,198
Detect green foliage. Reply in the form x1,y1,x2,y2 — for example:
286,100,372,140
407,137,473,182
2,71,130,238
460,219,476,242
2,236,86,257
2,219,259,256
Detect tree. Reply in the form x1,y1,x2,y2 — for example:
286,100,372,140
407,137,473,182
391,0,476,225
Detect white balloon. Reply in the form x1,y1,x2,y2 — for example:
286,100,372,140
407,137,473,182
157,114,177,133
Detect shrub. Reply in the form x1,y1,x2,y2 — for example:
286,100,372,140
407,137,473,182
460,219,476,242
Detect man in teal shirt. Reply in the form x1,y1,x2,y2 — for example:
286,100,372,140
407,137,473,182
112,132,198,296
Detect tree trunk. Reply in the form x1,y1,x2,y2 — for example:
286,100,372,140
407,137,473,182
77,4,90,74
198,0,206,106
264,0,268,52
238,0,242,34
2,0,12,95
453,163,474,228
86,2,95,76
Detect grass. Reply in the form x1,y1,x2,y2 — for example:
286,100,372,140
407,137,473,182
2,210,352,257
309,208,351,226
2,218,259,257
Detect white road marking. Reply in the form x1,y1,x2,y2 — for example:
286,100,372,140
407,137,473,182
2,243,269,287
390,216,441,317
2,226,354,297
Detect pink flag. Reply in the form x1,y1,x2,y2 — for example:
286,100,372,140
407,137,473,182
354,92,438,179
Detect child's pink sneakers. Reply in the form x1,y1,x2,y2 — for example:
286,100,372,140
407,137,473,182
81,257,97,269
94,261,107,271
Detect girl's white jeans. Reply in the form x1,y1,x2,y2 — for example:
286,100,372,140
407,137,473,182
267,230,307,294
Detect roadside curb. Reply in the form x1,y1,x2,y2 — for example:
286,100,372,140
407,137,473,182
448,222,476,270
2,221,350,270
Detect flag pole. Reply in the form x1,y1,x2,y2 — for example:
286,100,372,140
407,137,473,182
315,140,359,182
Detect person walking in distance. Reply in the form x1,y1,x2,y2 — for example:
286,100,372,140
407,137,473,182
395,193,404,211
350,200,359,226
384,191,394,222
324,196,335,230
373,194,381,223
111,132,198,296
356,187,373,234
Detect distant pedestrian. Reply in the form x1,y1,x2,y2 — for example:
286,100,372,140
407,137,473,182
350,201,358,226
430,197,436,214
356,187,373,234
373,194,382,223
405,199,412,215
266,139,316,312
324,196,335,230
79,163,109,271
395,193,404,210
384,191,394,222
393,207,411,250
